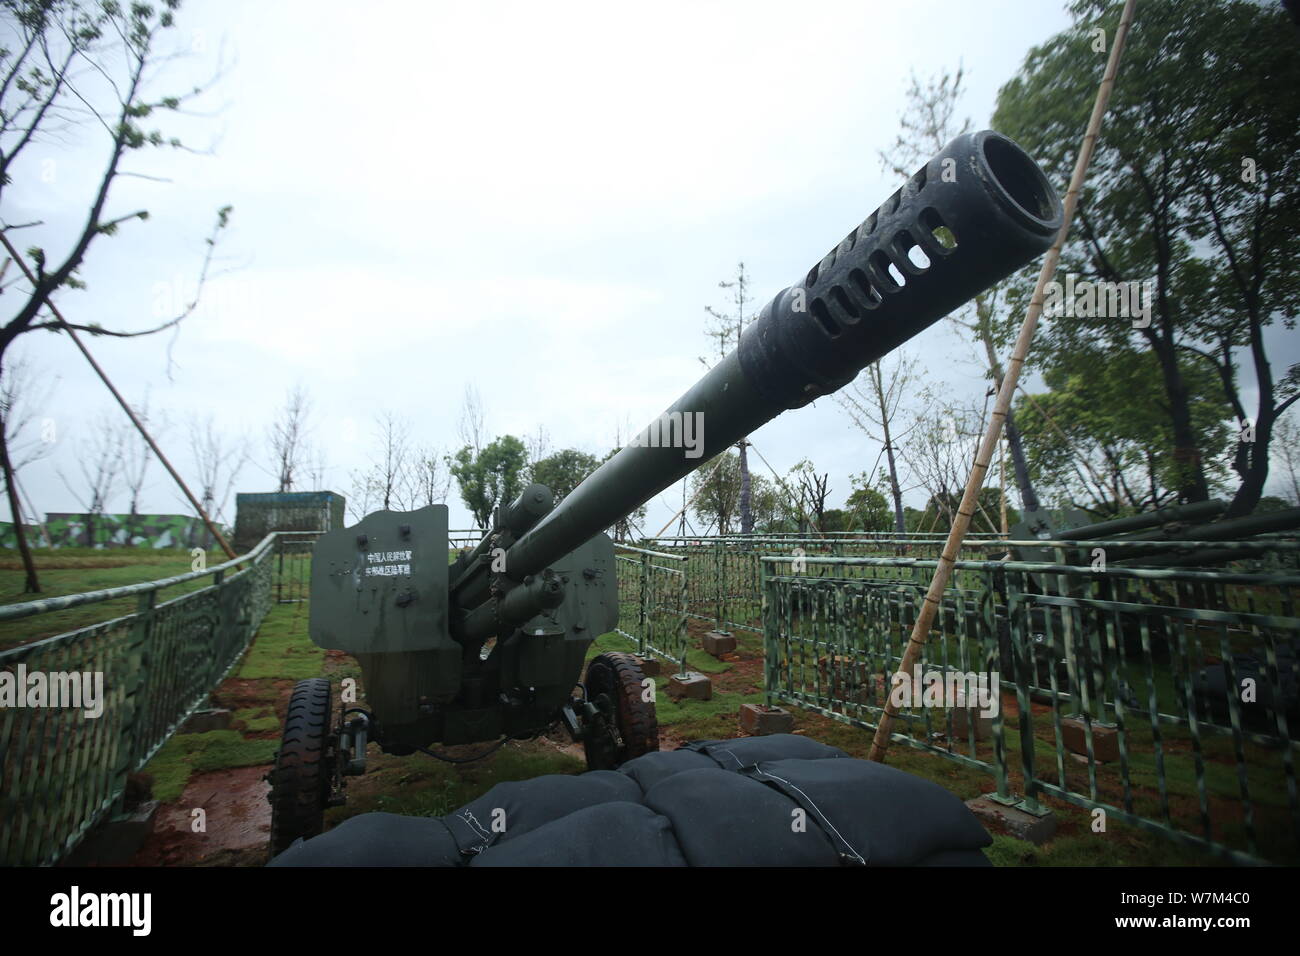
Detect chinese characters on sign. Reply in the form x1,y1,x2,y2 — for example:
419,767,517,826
365,549,414,577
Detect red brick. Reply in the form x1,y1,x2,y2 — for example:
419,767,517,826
1060,717,1119,762
740,703,795,736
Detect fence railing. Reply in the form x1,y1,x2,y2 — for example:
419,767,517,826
648,535,1007,635
613,544,688,669
0,532,311,866
760,552,1300,864
649,534,1300,637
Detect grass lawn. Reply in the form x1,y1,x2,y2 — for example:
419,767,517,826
0,547,229,650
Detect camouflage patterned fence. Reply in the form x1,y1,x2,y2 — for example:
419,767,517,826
647,533,1006,635
761,551,1300,863
0,533,307,866
613,545,689,669
0,513,220,550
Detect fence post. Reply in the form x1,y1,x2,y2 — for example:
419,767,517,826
118,590,158,790
1005,570,1047,815
714,539,724,630
678,560,688,672
761,556,774,707
638,551,649,657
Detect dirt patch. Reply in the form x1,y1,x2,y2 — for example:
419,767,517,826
212,677,295,716
132,765,272,866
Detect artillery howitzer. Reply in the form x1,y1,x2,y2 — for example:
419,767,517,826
266,130,1063,854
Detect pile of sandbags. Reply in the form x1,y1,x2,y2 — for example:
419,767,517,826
269,734,992,867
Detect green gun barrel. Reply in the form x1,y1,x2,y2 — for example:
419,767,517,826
505,129,1063,580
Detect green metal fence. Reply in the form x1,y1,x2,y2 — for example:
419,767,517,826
647,533,1006,635
761,551,1300,864
0,532,307,866
613,544,688,669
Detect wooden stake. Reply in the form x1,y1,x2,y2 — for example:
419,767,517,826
868,0,1138,762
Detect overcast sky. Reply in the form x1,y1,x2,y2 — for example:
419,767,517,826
4,0,1294,538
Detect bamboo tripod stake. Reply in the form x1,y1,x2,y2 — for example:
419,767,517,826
868,0,1138,762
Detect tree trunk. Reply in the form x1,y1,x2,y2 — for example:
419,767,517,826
738,440,752,534
980,331,1040,512
0,422,40,592
1004,411,1038,512
882,422,905,534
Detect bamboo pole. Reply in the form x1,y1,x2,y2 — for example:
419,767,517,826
0,236,238,560
868,0,1138,762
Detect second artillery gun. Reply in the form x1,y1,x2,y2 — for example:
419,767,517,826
266,130,1064,855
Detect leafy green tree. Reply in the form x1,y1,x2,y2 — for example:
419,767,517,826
1014,347,1232,516
450,435,529,528
531,448,601,503
845,474,893,532
994,0,1300,514
819,508,848,533
691,450,742,535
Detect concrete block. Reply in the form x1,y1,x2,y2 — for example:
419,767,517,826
740,703,795,736
703,630,737,658
62,801,160,865
181,709,232,734
1060,717,1119,762
667,671,713,701
965,795,1057,845
636,657,662,677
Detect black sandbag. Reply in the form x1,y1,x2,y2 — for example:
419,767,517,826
445,770,643,853
616,748,717,792
643,767,842,867
268,811,463,867
469,802,687,867
682,733,849,769
743,757,991,865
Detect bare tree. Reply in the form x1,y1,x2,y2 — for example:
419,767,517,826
267,385,313,492
349,412,422,519
120,392,167,544
525,424,550,470
1273,411,1300,506
704,262,757,533
902,391,1001,533
59,413,125,548
835,353,920,533
187,413,250,548
407,443,450,508
788,460,831,534
457,383,486,456
0,350,56,583
370,411,411,511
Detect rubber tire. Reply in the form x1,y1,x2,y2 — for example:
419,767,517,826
583,652,659,769
268,677,333,857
